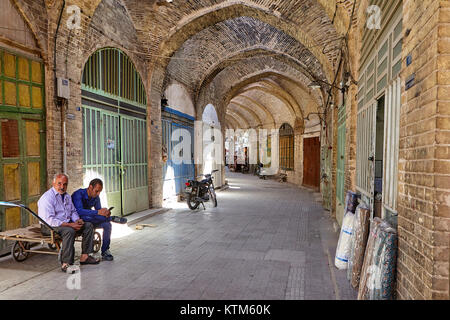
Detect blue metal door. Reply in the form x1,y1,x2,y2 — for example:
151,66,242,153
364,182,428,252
162,120,194,200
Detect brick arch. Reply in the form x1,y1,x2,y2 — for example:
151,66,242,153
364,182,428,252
195,47,326,103
238,81,304,119
228,101,263,127
165,17,328,97
196,57,326,118
153,1,341,79
235,87,297,120
231,95,276,128
10,0,48,60
148,0,348,116
196,56,325,117
227,103,259,128
227,109,250,129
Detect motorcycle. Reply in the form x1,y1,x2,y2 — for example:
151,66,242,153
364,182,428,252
185,169,218,210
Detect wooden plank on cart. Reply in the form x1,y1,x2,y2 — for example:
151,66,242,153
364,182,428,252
0,223,48,239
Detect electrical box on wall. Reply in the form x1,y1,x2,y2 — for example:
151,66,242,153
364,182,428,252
57,78,70,99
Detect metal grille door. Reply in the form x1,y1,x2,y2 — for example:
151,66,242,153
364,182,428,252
82,107,148,216
337,105,346,205
356,101,377,207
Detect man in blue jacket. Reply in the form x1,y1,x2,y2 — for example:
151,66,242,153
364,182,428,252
72,178,126,261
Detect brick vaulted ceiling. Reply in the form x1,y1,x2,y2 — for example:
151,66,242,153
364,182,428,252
95,0,353,129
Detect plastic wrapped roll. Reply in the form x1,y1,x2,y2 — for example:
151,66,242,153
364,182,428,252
357,217,383,300
351,205,371,288
335,210,356,270
346,191,359,213
347,206,359,281
367,223,398,300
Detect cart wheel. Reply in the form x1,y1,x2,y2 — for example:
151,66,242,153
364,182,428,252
11,241,30,262
48,243,57,250
93,231,102,253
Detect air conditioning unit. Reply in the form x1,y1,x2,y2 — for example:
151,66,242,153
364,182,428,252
57,77,70,99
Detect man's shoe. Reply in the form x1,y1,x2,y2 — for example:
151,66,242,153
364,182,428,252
111,216,127,224
102,250,114,261
80,255,100,265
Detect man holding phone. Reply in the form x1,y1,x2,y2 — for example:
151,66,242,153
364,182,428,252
72,178,127,261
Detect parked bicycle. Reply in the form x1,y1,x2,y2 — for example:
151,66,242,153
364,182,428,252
185,170,218,210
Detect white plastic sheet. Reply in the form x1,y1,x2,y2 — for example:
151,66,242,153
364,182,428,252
335,210,356,270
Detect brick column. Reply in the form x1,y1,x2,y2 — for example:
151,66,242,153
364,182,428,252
397,0,450,300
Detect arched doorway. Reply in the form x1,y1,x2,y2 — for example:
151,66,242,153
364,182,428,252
202,104,222,186
81,48,148,216
279,123,294,171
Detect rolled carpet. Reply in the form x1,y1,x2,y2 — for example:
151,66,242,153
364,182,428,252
368,222,398,300
357,217,383,300
351,205,371,288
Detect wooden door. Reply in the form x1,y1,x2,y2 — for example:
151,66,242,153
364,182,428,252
303,137,320,188
0,114,45,231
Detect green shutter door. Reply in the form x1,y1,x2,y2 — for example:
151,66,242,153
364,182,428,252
336,105,346,206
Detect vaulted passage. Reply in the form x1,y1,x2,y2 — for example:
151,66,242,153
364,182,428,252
0,0,448,301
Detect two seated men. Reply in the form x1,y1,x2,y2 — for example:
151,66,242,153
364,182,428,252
38,174,126,273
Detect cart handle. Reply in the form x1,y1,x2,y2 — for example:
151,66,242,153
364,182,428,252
0,201,56,232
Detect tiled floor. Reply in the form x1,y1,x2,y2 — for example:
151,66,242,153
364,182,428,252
0,172,357,300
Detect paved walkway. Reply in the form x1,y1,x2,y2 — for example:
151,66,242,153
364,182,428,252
0,172,357,300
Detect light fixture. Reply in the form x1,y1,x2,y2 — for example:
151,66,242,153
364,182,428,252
308,79,347,93
308,81,322,90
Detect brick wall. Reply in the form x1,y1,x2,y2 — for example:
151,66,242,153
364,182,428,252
397,0,450,300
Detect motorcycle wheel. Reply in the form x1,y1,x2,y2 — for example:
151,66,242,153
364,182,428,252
209,187,217,207
187,193,200,210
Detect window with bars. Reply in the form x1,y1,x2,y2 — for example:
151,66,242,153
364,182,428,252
279,123,294,170
82,48,146,106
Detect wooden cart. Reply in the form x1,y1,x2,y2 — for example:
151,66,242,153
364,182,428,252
0,201,102,262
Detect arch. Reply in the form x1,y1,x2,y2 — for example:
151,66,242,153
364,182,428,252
226,110,250,129
248,80,304,118
81,47,147,106
235,87,297,119
196,48,326,103
154,1,336,82
164,81,195,118
232,95,276,128
9,0,48,60
227,104,257,129
228,101,262,127
202,103,220,128
225,115,240,131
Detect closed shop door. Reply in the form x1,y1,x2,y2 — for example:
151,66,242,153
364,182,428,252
303,137,320,188
0,48,46,254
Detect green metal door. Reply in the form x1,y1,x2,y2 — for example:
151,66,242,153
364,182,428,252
82,106,148,217
82,107,122,214
81,48,148,216
336,105,346,206
120,115,148,215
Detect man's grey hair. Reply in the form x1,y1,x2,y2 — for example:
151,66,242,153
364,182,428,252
53,173,69,182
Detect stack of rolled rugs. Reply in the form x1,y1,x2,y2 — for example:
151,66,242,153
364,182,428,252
357,217,398,300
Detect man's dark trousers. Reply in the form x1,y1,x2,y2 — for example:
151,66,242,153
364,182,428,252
88,215,112,254
41,222,94,264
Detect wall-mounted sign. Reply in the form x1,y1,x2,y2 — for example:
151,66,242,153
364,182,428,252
406,54,412,66
107,139,115,149
66,113,75,120
405,73,415,90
